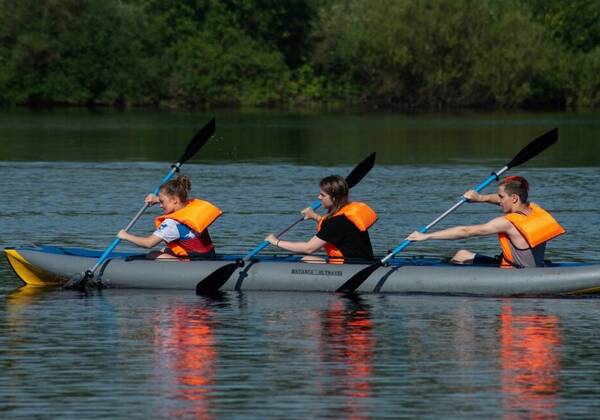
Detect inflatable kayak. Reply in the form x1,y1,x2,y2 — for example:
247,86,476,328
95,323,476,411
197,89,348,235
4,245,600,296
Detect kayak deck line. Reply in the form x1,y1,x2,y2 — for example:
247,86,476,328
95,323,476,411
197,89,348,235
567,285,600,295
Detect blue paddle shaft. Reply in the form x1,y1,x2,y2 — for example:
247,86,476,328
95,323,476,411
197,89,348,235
381,167,508,264
88,165,181,274
245,200,322,260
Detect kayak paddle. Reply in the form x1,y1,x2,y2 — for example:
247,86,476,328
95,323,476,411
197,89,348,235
336,127,559,294
196,152,377,295
64,118,216,289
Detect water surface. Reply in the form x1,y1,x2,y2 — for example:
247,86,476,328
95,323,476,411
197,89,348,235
1,108,600,166
1,109,600,418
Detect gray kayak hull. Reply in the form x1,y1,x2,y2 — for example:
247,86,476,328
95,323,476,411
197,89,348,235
5,246,600,296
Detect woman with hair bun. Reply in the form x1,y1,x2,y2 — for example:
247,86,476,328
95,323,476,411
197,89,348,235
265,175,377,264
118,175,222,259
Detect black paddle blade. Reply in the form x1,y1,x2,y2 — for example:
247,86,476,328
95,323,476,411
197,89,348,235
177,118,216,165
345,152,376,189
196,262,239,295
335,262,382,293
507,128,558,169
63,270,93,290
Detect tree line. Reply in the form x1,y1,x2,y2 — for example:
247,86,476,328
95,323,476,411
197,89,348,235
1,0,599,110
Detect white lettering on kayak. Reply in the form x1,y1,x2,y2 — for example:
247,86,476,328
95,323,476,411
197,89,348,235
291,268,343,276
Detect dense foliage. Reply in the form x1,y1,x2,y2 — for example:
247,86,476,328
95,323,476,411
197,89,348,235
1,0,599,109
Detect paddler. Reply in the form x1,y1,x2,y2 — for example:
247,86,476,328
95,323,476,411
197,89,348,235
407,176,565,268
265,175,377,264
118,175,222,259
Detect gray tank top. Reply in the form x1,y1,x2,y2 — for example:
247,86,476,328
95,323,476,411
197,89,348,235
505,240,546,268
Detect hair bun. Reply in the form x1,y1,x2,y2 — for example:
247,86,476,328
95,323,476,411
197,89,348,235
176,175,192,192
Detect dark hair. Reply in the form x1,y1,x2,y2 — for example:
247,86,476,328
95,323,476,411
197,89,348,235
160,175,191,202
320,175,349,219
500,175,529,203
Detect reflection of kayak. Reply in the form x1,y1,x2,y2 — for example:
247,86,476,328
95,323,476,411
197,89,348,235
5,245,600,296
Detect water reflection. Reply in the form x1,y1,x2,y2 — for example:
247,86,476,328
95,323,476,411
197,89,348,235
5,286,117,337
6,285,49,307
1,282,596,418
318,295,375,419
4,287,49,338
500,304,561,419
152,302,218,419
2,109,600,166
1,286,121,418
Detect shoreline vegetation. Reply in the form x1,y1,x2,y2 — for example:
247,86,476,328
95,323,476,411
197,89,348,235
1,0,599,111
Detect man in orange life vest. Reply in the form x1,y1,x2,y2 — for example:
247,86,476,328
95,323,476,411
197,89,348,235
407,176,565,268
265,175,377,264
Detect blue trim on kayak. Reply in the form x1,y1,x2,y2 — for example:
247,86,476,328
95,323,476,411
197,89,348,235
17,245,304,262
36,245,137,259
8,245,598,268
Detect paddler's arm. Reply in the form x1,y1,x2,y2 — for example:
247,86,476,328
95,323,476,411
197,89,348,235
407,217,511,241
301,207,323,222
265,233,326,254
118,230,163,248
463,190,500,205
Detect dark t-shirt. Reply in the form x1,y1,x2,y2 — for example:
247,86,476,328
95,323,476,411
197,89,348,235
316,215,374,261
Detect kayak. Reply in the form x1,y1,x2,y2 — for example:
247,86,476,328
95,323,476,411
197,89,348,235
4,245,600,296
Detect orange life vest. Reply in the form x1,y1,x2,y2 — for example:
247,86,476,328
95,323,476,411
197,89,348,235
498,203,565,268
316,202,378,264
154,199,222,257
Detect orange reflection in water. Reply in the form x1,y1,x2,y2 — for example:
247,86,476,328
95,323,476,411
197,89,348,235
500,305,561,419
320,298,375,419
153,304,216,419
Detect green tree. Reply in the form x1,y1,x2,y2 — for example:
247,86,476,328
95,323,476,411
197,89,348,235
523,0,600,52
0,0,155,106
310,0,563,109
140,0,292,107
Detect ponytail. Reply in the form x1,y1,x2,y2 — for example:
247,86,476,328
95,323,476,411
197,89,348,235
160,175,191,202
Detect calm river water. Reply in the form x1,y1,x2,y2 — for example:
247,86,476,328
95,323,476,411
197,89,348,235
1,109,600,418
